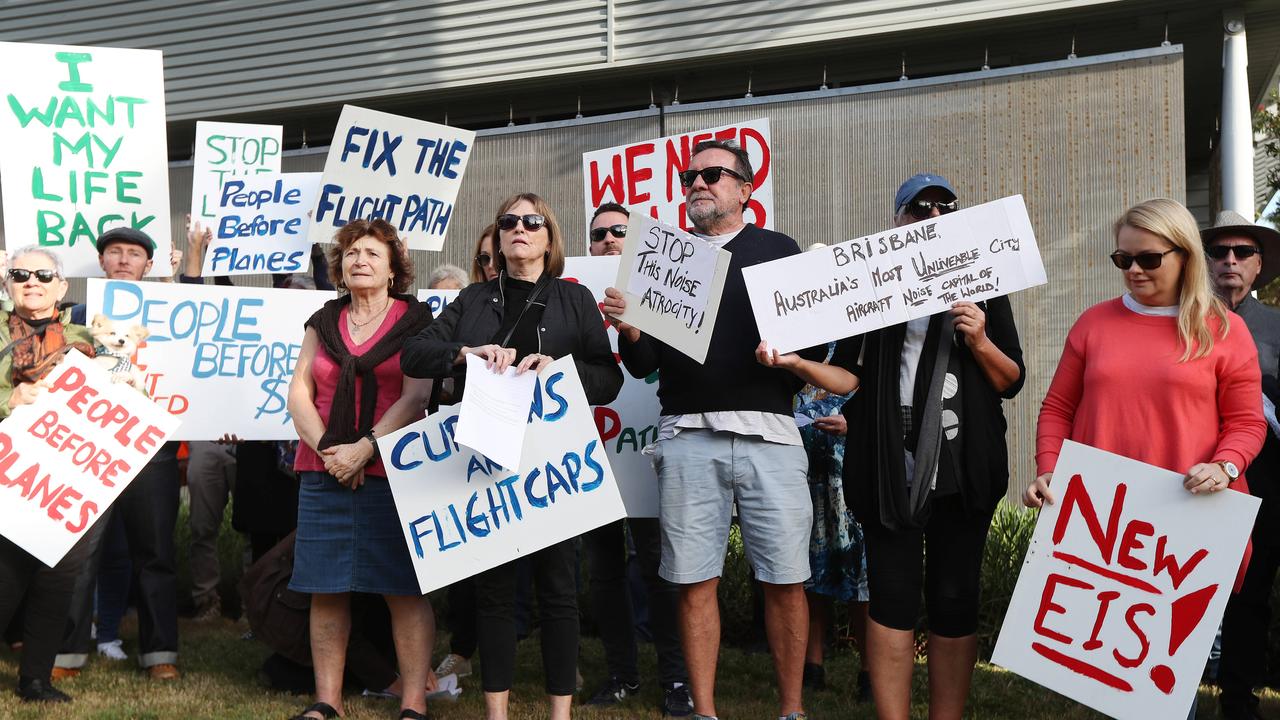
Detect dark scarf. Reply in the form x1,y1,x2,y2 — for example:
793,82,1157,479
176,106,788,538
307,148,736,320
304,293,431,451
7,312,93,385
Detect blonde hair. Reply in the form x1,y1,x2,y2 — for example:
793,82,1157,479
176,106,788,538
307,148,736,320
1114,198,1229,361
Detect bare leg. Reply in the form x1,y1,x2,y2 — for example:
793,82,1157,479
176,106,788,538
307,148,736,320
805,592,830,665
385,594,434,715
484,690,510,720
548,693,572,720
308,593,351,718
926,633,978,720
680,578,721,717
763,582,808,717
866,617,914,720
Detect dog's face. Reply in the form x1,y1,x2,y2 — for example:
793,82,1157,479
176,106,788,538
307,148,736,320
90,314,149,355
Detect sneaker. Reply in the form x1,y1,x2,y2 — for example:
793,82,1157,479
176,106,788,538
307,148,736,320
49,667,79,681
97,640,128,661
780,714,808,720
147,664,180,681
193,596,221,622
433,653,472,679
802,662,825,691
586,677,640,706
662,682,694,717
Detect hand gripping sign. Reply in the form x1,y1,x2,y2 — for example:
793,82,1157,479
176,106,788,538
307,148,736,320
0,350,181,566
992,441,1259,720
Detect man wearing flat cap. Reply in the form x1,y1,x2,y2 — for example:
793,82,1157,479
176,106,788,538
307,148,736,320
1207,210,1280,720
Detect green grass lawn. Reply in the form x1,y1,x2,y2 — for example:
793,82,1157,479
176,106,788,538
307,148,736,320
0,617,1272,719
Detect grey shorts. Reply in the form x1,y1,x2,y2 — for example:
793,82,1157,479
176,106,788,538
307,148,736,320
652,428,812,585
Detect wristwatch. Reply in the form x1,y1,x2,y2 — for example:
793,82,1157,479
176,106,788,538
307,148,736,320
1216,460,1239,482
364,429,380,456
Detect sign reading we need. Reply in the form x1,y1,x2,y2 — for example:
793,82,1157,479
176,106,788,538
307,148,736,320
190,121,282,224
0,350,180,566
743,195,1046,353
379,356,627,594
310,105,474,252
0,41,173,277
581,118,773,242
86,279,334,440
203,172,322,276
992,441,1258,720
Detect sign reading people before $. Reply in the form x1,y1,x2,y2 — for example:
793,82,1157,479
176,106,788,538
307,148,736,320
189,121,282,224
581,119,773,244
309,105,474,252
203,172,322,276
613,214,730,364
0,41,173,277
0,350,180,567
86,279,334,440
743,195,1047,353
379,356,627,594
992,441,1259,720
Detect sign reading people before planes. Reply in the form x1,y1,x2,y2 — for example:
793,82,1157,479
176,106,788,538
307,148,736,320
379,356,627,594
202,172,322,276
0,350,180,566
743,195,1047,354
991,441,1259,720
86,279,335,440
310,105,474,252
0,41,173,277
581,118,773,242
613,214,731,364
189,121,282,226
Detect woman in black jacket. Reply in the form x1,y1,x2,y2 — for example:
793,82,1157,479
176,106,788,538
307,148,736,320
401,192,621,720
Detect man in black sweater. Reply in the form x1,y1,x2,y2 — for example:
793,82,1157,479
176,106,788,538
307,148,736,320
604,140,821,720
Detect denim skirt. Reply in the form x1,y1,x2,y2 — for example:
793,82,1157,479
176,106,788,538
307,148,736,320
289,471,420,595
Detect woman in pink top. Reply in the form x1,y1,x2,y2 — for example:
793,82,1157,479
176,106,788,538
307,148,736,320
285,219,436,720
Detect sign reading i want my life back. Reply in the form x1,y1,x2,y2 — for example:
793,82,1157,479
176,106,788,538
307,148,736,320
0,350,180,566
202,172,322,276
743,195,1047,353
309,105,474,252
379,355,627,594
0,41,173,277
992,441,1258,720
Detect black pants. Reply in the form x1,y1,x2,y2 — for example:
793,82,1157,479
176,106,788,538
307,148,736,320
476,539,578,695
0,532,94,681
447,577,478,658
55,506,115,668
584,517,687,686
115,458,181,666
1219,532,1280,709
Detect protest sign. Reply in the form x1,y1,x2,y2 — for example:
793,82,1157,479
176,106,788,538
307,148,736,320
309,105,474,252
992,441,1259,720
0,42,173,277
742,195,1046,353
379,356,627,594
0,350,180,566
563,255,659,516
613,214,730,364
202,172,321,276
190,121,282,224
86,279,334,439
415,288,460,318
581,119,773,242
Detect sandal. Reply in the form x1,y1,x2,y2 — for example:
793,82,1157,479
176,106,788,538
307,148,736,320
399,710,431,719
289,701,340,720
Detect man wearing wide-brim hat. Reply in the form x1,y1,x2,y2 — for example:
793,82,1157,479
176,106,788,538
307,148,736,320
1206,209,1280,720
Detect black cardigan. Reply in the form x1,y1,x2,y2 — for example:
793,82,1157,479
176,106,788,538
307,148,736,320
400,273,622,407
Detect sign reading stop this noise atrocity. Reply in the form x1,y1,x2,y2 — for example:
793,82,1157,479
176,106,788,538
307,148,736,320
742,195,1047,354
203,172,322,276
0,41,173,277
0,350,180,567
309,105,474,252
992,441,1259,720
379,356,627,594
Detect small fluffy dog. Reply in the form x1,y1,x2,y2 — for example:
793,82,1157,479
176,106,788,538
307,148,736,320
90,314,149,391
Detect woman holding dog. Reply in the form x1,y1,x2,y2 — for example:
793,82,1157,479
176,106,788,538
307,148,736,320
0,245,96,703
286,219,436,720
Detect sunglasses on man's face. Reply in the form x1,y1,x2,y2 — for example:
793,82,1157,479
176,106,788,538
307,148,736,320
678,166,746,189
901,199,960,220
475,253,493,268
1110,248,1183,271
7,268,59,283
590,224,627,243
1207,244,1262,261
496,213,547,232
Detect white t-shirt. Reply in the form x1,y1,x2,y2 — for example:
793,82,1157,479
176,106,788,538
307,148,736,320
898,315,931,406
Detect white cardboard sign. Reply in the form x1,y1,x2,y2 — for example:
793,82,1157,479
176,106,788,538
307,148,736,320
202,172,321,276
743,195,1046,353
992,441,1259,720
85,279,334,440
0,350,181,566
309,105,474,252
189,121,282,225
0,42,173,277
379,356,627,594
613,214,730,364
415,288,460,319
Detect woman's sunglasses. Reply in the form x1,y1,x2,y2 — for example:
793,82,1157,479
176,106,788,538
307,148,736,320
7,268,59,283
496,213,546,232
590,225,627,243
901,199,960,220
474,253,493,268
1110,248,1183,271
678,166,746,189
1206,244,1261,261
